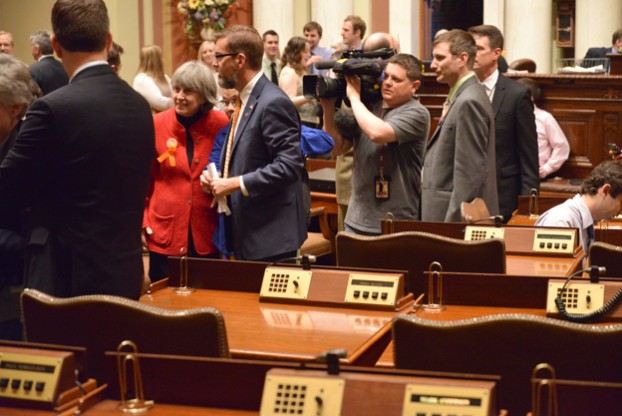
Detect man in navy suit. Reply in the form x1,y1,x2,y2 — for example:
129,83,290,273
582,28,622,67
28,30,68,95
202,25,307,261
0,0,154,299
469,25,539,222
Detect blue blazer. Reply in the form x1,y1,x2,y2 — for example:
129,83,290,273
220,75,307,260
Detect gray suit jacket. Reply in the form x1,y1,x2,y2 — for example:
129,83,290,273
422,75,499,222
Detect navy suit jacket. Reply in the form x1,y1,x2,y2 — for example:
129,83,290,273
584,47,610,60
0,124,25,290
492,75,539,220
29,56,69,95
220,74,307,260
583,47,615,70
0,64,154,299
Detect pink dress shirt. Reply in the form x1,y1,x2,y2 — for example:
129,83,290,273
535,105,570,178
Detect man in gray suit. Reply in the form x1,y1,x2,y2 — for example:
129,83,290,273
422,29,498,222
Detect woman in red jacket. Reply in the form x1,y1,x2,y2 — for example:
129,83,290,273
143,61,229,281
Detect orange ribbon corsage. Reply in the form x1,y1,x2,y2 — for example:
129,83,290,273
157,138,178,167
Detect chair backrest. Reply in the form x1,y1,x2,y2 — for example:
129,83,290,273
460,197,492,223
21,288,229,381
336,231,506,295
393,314,622,415
509,58,537,72
588,241,622,277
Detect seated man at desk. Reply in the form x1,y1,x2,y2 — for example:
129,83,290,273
535,160,622,254
582,28,622,69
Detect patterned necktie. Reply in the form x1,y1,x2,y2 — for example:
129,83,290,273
481,83,494,102
270,62,278,84
223,99,242,179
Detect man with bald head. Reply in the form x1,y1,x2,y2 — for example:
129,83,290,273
362,32,400,53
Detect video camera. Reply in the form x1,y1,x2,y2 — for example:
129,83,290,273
302,48,397,105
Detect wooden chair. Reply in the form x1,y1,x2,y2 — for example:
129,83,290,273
588,241,622,277
336,231,506,295
393,314,622,415
21,288,229,381
509,58,537,73
300,206,333,257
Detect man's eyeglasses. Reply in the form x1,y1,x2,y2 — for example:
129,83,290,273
214,52,238,61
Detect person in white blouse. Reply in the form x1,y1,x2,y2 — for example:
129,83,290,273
132,45,173,113
278,36,319,127
517,77,570,179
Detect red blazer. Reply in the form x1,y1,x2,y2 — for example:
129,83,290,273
143,107,229,255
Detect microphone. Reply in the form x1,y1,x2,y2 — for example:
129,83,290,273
314,60,337,70
589,266,607,283
317,348,347,360
268,254,317,270
317,349,347,375
467,215,504,227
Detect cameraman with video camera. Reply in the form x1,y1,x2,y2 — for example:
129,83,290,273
320,50,430,235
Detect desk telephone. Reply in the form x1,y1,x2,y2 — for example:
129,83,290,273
0,346,76,409
259,266,412,311
464,226,578,256
259,368,495,416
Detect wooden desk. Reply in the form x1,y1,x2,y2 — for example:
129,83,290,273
140,287,400,366
539,178,580,196
0,402,255,416
380,220,583,277
506,253,581,276
508,214,622,246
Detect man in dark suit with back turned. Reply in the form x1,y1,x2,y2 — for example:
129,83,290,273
201,25,307,261
469,25,539,222
0,0,154,299
28,30,68,95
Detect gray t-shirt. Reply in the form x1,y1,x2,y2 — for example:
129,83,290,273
345,98,430,233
